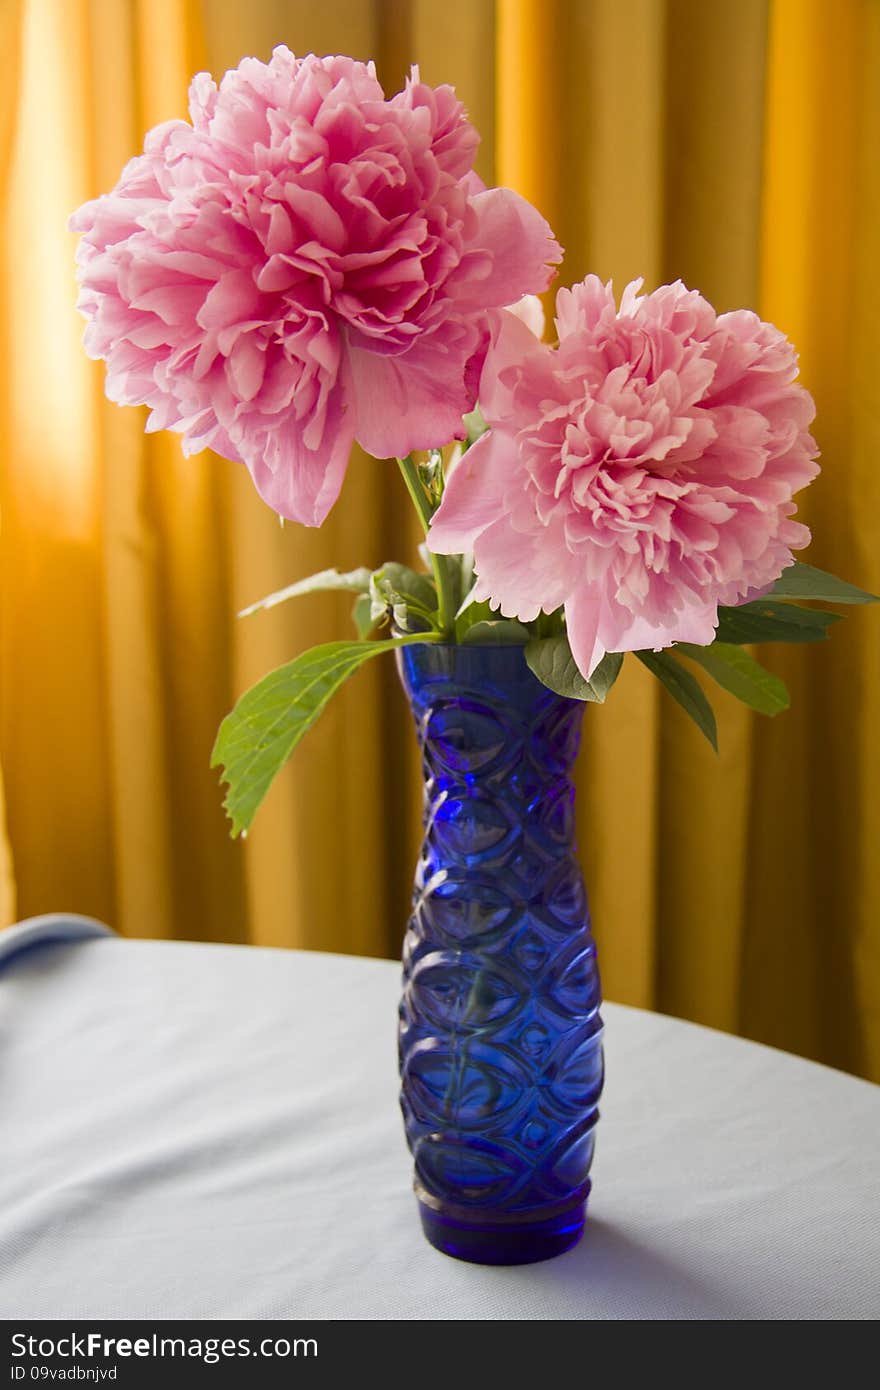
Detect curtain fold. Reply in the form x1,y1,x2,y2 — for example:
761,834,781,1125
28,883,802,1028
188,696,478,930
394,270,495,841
0,0,23,928
0,0,877,1079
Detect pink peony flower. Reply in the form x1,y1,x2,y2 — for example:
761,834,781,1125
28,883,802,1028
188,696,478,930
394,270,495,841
70,48,561,525
429,276,820,677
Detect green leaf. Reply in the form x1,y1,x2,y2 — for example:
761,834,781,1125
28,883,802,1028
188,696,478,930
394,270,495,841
212,637,429,836
768,561,879,605
369,562,437,633
714,599,841,645
535,608,565,640
462,619,531,645
636,650,718,750
526,637,624,703
454,594,495,641
351,593,375,639
677,642,790,716
238,567,372,618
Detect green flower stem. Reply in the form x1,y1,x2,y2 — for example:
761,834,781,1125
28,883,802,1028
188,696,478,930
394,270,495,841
396,453,433,530
396,454,457,639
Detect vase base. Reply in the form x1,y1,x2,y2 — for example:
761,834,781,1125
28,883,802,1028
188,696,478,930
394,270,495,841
416,1193,588,1266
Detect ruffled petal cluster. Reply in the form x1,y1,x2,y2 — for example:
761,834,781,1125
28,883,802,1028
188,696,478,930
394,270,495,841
71,48,561,524
429,276,820,675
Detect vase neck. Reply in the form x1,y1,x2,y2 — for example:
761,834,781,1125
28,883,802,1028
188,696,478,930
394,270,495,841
397,643,585,875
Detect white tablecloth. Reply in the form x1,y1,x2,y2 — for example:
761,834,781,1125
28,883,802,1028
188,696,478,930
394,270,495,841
1,917,878,1321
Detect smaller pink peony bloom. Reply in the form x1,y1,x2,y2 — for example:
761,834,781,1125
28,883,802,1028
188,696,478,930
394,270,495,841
70,48,561,526
429,276,820,676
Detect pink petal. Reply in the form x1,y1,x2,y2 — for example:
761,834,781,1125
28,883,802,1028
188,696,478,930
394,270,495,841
196,271,266,333
605,602,719,655
506,294,545,339
478,308,552,424
428,429,515,554
555,275,619,336
453,187,562,310
225,335,265,401
472,513,578,621
346,331,484,459
244,408,356,527
565,587,605,679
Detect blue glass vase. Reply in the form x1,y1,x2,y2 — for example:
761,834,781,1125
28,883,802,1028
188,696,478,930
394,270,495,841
397,642,604,1266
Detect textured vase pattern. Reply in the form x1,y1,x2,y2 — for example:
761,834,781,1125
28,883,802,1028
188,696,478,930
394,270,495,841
397,642,603,1261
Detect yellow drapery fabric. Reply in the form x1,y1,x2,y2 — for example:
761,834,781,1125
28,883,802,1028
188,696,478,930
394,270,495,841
1,0,877,1078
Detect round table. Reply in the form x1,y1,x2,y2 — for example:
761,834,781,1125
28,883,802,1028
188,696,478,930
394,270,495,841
1,917,877,1320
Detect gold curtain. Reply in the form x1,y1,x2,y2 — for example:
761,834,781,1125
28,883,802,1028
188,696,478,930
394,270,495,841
1,0,878,1079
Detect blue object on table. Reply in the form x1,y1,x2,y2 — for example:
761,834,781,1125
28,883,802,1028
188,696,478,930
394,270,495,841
397,642,604,1265
0,913,115,970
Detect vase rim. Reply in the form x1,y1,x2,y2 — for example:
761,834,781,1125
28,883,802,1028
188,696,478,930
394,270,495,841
396,638,530,652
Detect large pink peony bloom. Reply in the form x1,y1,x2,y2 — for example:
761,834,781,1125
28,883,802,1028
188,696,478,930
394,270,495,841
429,276,820,677
70,48,561,525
